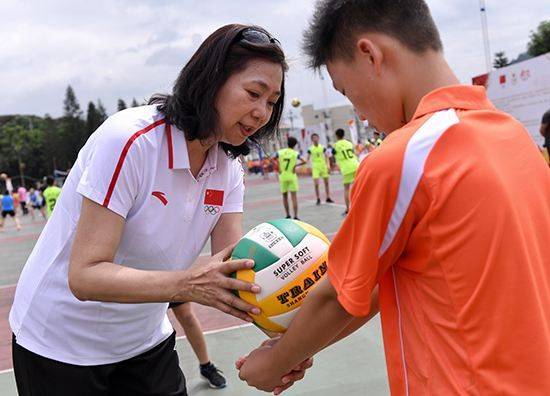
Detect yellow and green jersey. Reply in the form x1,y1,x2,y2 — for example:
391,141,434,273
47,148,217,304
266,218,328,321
333,139,359,175
277,148,299,179
308,144,328,170
43,186,61,217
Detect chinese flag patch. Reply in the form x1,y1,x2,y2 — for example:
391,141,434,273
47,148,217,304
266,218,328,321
204,189,224,206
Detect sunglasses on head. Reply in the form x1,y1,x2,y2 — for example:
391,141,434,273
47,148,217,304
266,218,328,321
239,27,280,46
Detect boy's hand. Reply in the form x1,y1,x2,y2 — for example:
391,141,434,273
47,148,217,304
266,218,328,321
236,336,313,394
237,346,285,393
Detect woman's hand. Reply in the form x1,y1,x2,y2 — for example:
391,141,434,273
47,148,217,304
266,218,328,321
177,244,262,321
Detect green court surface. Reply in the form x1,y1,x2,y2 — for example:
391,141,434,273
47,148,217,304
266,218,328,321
0,173,389,395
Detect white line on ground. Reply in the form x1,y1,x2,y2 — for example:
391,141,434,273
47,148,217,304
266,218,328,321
304,199,347,209
176,323,254,340
0,324,256,375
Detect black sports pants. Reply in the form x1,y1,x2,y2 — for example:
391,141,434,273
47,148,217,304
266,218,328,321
12,332,187,396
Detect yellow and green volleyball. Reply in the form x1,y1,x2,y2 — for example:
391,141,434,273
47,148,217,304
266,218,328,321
231,219,329,333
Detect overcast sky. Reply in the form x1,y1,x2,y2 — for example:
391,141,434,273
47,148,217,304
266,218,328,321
1,0,548,123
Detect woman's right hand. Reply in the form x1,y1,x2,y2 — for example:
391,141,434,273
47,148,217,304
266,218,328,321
177,244,262,322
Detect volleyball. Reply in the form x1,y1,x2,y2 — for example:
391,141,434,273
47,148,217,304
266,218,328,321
290,98,301,107
231,219,329,332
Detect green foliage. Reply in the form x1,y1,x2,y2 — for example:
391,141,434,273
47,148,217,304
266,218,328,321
1,86,145,184
63,85,83,118
527,20,550,57
0,116,46,182
493,51,509,68
0,85,88,179
117,99,127,111
97,100,108,122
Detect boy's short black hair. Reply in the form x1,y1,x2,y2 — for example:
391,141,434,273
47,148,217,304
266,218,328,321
303,0,443,69
335,128,345,138
311,133,319,138
287,136,298,148
46,176,55,186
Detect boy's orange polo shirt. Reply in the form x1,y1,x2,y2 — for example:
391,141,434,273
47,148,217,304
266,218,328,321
328,85,550,394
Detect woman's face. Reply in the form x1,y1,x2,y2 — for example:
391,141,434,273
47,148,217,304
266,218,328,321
215,59,283,146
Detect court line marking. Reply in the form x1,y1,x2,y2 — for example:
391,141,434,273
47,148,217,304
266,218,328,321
0,324,256,375
304,199,347,209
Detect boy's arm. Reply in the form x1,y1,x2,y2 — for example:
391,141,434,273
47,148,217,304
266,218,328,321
329,286,379,344
238,278,375,392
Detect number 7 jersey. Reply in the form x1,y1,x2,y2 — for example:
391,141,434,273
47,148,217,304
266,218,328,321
277,148,300,179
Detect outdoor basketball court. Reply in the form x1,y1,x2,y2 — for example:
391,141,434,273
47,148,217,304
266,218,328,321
0,173,389,395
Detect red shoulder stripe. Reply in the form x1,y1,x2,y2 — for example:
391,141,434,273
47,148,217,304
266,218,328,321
102,119,166,207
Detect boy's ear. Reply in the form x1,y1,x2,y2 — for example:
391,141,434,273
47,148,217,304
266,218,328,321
356,37,383,76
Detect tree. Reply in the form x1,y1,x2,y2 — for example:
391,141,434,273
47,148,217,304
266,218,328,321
0,118,44,187
86,101,103,137
97,99,108,123
63,85,83,118
493,51,509,69
42,114,61,174
59,86,86,169
131,98,140,107
527,20,550,57
117,99,127,111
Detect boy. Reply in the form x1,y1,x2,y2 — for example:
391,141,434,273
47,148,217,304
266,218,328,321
332,128,359,214
276,137,305,219
43,176,61,218
1,191,21,231
238,1,550,394
307,133,334,205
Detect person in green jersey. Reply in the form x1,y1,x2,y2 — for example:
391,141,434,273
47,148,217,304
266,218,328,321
373,131,384,147
307,133,334,205
332,128,359,215
43,176,61,218
276,137,305,219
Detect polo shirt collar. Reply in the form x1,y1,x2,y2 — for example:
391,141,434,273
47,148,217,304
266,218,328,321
412,85,496,121
165,123,219,174
165,123,190,169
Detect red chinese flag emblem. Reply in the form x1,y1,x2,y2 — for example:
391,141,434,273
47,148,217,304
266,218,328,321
499,75,506,84
204,189,224,206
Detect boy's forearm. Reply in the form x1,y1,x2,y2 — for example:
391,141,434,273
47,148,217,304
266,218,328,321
270,278,354,371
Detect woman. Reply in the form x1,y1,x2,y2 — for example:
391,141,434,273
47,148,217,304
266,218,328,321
10,24,288,395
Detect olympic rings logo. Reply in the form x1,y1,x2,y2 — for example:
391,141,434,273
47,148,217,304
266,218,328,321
204,205,221,215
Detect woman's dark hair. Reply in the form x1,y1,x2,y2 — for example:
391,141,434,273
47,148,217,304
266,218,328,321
149,24,288,157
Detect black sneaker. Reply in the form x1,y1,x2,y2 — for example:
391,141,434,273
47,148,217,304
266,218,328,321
316,198,321,205
326,198,334,203
200,362,227,389
285,215,291,219
293,216,300,220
